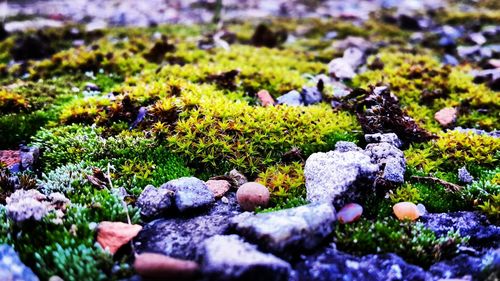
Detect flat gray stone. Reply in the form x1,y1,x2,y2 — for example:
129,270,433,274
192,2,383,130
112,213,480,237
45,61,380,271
230,202,336,254
276,90,303,106
305,148,378,203
161,177,215,212
134,193,240,260
200,235,291,281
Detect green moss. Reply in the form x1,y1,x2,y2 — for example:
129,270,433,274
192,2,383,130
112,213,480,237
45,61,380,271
353,52,500,133
406,131,500,174
256,162,305,206
334,217,468,267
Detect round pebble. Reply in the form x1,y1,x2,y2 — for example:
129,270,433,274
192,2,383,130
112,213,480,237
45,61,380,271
393,202,420,221
236,182,270,211
337,203,363,224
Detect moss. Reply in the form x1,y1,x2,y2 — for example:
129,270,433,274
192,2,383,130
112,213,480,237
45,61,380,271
334,217,468,267
353,52,500,133
406,131,500,174
256,162,305,206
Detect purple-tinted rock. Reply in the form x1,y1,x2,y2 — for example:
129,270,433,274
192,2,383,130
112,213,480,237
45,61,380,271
420,211,500,249
337,203,363,224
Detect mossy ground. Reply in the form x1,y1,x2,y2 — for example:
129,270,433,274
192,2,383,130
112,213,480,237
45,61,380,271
0,5,499,279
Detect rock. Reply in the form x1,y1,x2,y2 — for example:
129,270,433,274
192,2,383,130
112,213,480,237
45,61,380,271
420,211,500,249
342,47,364,68
457,45,480,59
393,202,420,221
97,221,142,254
458,166,474,184
468,33,487,45
337,203,363,224
364,142,406,184
301,84,323,105
0,150,20,169
206,180,231,198
365,133,402,148
434,107,457,127
295,245,429,281
429,252,495,280
228,169,248,188
136,185,173,218
256,90,275,106
328,58,356,80
200,235,291,281
20,146,39,171
230,202,336,254
416,203,427,216
334,141,363,153
161,177,215,213
84,82,100,92
331,36,372,52
6,189,48,224
0,244,39,281
305,146,378,204
276,90,304,106
443,54,459,66
134,193,241,260
134,253,199,280
236,182,270,211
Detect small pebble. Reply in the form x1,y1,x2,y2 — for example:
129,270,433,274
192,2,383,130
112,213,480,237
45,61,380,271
236,182,270,211
134,252,199,280
257,89,275,107
434,107,457,127
337,203,363,224
393,202,420,221
206,180,231,198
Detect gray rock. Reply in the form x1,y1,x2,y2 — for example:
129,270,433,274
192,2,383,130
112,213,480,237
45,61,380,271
276,90,304,106
331,36,372,52
161,177,215,213
457,45,480,59
136,185,173,218
228,169,248,188
200,235,291,281
0,244,39,281
458,166,474,184
365,133,402,148
301,86,322,105
342,47,364,69
20,146,39,171
429,253,485,280
443,54,459,66
453,127,499,138
134,193,240,260
230,202,336,254
334,141,363,153
294,245,429,281
328,58,356,80
420,211,500,249
6,189,48,224
364,142,406,184
305,148,378,203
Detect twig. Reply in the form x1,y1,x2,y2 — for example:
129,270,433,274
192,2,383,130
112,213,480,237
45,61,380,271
107,163,131,225
410,176,463,192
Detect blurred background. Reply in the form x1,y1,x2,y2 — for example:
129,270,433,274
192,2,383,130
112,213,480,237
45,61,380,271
1,0,495,30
